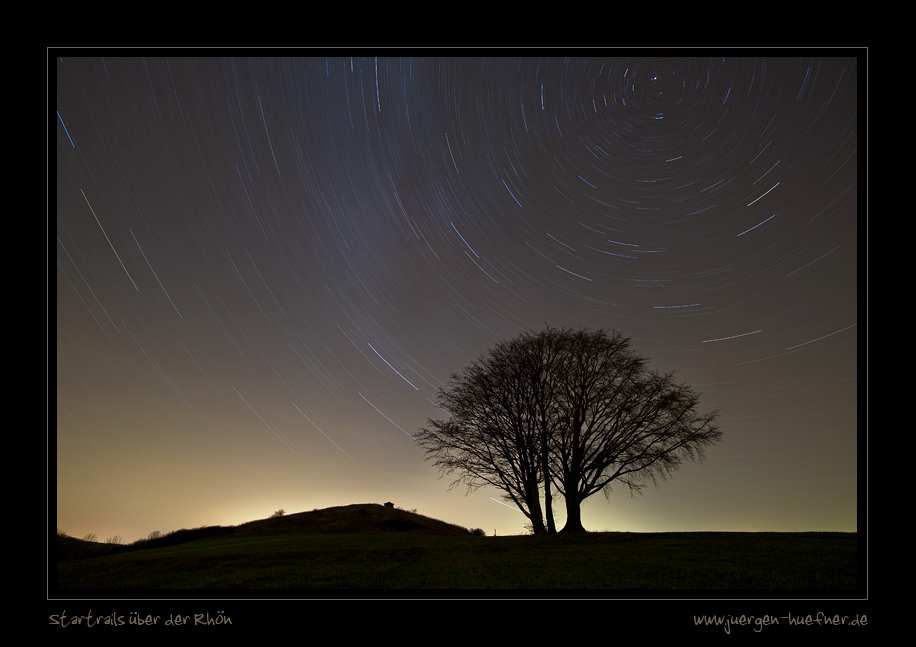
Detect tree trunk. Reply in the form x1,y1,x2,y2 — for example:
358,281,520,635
560,494,587,534
528,509,547,535
540,422,557,535
543,458,557,535
544,483,557,535
525,480,548,535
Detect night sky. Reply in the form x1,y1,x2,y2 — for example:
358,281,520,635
55,55,859,544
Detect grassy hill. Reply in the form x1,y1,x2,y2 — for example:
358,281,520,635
233,503,473,536
54,504,859,590
55,503,472,563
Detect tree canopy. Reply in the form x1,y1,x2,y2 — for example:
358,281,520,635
415,326,722,534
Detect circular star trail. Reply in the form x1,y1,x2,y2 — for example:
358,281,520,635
55,54,859,542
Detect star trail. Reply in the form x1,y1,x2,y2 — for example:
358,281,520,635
55,54,860,543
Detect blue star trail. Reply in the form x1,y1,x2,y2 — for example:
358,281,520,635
56,54,860,542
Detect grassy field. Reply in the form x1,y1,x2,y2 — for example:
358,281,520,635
55,511,857,590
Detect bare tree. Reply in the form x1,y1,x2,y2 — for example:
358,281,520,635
415,329,567,534
416,326,722,534
549,328,722,533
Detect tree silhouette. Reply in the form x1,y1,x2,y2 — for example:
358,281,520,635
415,326,722,534
415,328,566,534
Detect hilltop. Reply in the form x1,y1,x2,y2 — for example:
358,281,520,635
55,503,473,562
233,503,473,537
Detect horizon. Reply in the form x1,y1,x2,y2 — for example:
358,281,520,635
56,54,859,547
57,501,857,547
